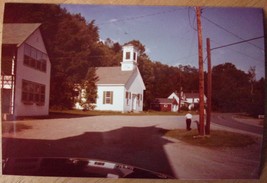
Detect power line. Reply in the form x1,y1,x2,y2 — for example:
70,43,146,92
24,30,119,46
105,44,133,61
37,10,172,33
211,36,264,50
97,8,187,26
202,15,264,51
210,39,263,62
187,7,197,31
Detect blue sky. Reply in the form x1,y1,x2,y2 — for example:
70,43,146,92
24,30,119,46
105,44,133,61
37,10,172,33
60,4,265,79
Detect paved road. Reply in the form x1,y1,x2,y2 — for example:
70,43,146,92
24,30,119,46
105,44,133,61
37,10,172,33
211,113,263,135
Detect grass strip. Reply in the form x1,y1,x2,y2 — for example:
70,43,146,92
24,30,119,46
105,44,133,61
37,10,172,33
165,129,257,148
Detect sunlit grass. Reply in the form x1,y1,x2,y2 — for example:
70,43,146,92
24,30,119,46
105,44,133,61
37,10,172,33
165,129,257,148
49,109,194,116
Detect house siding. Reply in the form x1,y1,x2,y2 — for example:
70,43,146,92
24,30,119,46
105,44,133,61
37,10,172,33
94,67,145,113
14,29,51,116
168,93,180,112
125,70,144,112
92,45,145,113
95,85,125,111
151,102,173,112
160,103,172,111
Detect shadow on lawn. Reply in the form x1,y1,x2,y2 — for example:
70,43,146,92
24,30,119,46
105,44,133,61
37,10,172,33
2,126,176,178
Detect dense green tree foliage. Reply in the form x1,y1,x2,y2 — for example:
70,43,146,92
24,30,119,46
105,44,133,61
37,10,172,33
212,63,264,115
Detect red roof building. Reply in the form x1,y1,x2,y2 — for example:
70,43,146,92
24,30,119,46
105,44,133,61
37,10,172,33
150,98,178,112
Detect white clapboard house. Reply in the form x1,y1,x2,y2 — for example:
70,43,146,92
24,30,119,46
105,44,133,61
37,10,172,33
95,44,146,112
168,91,207,110
75,44,146,112
1,23,51,119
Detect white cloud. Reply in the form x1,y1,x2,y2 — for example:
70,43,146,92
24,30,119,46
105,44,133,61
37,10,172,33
109,18,118,23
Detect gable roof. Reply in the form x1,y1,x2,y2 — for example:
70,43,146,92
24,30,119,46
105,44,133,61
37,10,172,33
153,98,177,105
184,93,199,98
2,23,41,46
96,67,135,85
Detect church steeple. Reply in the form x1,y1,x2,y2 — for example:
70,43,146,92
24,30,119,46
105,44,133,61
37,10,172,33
121,44,137,71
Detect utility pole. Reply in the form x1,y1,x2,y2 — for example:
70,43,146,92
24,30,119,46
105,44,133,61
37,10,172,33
206,38,212,135
196,7,205,136
178,71,182,113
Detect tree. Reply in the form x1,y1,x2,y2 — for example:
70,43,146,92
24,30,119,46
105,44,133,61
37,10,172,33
178,65,199,93
49,15,100,108
248,66,256,96
247,67,264,116
212,63,251,112
78,67,98,110
89,40,122,67
250,77,265,116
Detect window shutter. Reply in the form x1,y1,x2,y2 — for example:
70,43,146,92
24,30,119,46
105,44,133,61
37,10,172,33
103,91,106,104
110,91,113,104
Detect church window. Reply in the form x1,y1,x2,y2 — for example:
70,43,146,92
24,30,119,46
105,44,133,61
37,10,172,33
126,52,131,60
103,91,113,104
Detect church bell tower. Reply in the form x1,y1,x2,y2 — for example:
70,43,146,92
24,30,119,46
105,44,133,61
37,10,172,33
121,44,138,71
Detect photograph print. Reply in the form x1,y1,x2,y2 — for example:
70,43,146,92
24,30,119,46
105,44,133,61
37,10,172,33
1,2,265,180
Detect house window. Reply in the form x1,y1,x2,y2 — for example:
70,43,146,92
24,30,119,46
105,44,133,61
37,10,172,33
22,80,45,105
126,52,131,60
126,91,131,105
126,92,128,105
24,44,47,72
133,52,136,60
137,94,142,106
103,91,113,104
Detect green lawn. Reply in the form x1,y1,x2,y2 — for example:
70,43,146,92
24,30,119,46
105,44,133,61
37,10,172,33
49,109,195,117
7,109,197,121
165,129,258,148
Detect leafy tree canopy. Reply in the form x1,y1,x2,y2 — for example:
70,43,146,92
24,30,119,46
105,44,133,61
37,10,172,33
212,62,264,115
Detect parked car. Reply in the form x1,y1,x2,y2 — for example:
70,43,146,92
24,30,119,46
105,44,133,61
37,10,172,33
3,157,174,179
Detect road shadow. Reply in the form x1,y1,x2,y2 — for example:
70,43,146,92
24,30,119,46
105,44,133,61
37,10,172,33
2,126,176,178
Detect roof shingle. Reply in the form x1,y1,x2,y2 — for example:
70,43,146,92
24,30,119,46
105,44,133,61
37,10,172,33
153,98,177,104
184,93,199,98
2,23,41,46
96,67,134,85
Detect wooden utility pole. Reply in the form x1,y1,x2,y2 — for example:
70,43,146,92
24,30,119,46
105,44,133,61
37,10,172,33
178,71,182,113
196,7,205,136
206,38,212,135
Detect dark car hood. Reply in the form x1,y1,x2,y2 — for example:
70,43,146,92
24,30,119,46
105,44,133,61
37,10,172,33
3,157,174,179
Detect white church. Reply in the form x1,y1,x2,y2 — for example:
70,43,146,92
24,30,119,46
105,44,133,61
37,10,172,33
75,44,146,112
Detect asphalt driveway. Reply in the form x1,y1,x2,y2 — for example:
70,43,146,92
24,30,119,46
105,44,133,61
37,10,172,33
2,115,262,179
